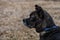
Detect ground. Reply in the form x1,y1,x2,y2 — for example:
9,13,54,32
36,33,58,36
0,0,60,40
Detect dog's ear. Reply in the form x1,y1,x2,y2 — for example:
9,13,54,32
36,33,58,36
35,5,43,13
35,5,44,19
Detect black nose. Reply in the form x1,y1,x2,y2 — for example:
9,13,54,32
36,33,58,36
23,19,28,26
23,19,33,28
23,19,27,24
23,19,25,23
23,18,30,26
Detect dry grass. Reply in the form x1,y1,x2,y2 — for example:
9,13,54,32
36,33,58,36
0,0,60,40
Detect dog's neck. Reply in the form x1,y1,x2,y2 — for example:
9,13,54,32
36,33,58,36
44,11,56,28
46,21,56,28
46,18,56,28
41,24,57,36
41,18,56,29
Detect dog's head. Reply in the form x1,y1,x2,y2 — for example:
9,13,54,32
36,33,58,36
23,5,54,33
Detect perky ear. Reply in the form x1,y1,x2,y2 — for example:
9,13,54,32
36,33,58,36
35,5,43,13
35,5,44,19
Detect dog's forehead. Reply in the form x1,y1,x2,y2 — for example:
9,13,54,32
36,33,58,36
30,11,38,16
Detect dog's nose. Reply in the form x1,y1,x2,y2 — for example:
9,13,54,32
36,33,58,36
23,19,33,28
23,19,30,26
23,19,28,25
23,19,25,23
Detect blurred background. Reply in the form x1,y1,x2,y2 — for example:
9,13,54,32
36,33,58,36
0,0,60,40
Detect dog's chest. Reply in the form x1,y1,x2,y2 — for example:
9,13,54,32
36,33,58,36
40,28,60,40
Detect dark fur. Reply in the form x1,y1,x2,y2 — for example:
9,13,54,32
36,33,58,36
23,5,60,40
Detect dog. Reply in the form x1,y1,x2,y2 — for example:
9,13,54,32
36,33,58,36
23,5,60,40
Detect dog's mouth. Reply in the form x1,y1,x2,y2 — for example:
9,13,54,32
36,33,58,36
23,18,34,28
23,17,42,28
